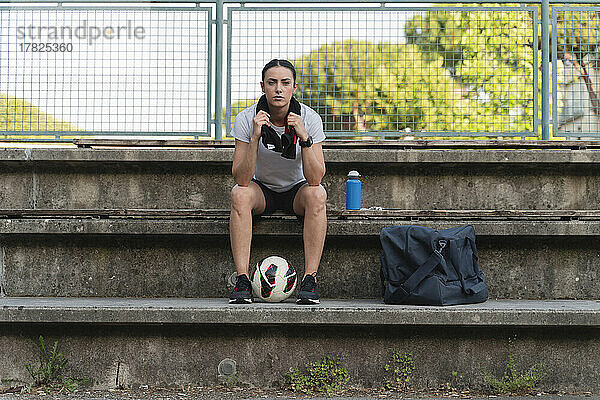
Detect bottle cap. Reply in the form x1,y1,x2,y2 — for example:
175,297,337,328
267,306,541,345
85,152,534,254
347,170,360,178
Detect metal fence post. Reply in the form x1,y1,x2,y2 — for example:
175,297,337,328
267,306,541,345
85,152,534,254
214,0,224,140
541,0,550,140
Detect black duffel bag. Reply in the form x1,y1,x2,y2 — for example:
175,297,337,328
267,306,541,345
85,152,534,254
380,224,488,305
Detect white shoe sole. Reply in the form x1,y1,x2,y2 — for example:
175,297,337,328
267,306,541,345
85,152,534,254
296,297,320,305
229,298,252,304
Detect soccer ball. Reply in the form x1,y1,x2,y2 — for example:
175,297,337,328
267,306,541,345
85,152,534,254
251,256,297,302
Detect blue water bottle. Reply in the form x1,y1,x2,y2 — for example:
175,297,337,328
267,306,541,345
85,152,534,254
346,170,361,210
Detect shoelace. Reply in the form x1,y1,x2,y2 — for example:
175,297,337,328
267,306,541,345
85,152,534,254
235,276,251,291
301,276,317,292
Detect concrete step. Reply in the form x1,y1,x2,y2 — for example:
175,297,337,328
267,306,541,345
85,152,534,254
1,211,599,299
1,297,598,392
2,144,600,210
0,297,598,326
3,210,600,236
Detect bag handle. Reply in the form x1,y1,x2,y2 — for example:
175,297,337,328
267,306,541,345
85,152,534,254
380,253,388,297
392,244,444,300
465,235,487,294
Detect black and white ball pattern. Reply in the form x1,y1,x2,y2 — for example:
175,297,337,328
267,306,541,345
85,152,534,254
251,256,297,302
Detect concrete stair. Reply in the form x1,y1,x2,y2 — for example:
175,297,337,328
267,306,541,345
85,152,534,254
0,141,599,392
2,297,598,326
0,297,599,391
0,210,599,299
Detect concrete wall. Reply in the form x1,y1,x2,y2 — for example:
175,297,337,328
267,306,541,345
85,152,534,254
1,234,599,299
0,146,599,393
1,324,599,392
1,147,600,299
2,147,600,210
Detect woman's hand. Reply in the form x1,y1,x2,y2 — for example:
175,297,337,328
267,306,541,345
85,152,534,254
287,112,308,141
252,110,270,140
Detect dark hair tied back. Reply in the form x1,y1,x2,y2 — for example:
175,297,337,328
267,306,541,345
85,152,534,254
262,59,296,83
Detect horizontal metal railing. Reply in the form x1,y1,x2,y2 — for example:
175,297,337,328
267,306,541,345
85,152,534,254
0,0,599,141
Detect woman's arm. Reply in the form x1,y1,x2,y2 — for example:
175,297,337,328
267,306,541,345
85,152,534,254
287,112,326,185
231,110,270,186
300,142,326,185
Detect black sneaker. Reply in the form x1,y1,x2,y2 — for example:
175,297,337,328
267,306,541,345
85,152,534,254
296,274,320,304
229,274,253,304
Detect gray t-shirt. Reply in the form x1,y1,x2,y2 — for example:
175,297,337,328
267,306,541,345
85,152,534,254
231,102,325,192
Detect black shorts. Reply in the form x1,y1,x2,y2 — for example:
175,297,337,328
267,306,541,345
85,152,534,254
252,178,307,215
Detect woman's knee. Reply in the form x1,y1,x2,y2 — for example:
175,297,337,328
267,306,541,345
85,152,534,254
304,185,327,210
231,185,255,211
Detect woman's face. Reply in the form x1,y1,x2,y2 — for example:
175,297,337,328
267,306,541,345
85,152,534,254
261,66,297,109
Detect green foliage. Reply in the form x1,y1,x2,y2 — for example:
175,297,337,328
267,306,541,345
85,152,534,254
284,355,350,396
554,9,600,118
229,39,486,135
226,97,259,131
440,370,462,392
229,10,546,136
406,5,600,136
485,336,544,394
44,376,85,394
0,93,81,138
294,40,466,134
405,5,537,134
227,6,600,137
384,351,415,391
25,336,86,394
25,336,68,385
485,357,543,394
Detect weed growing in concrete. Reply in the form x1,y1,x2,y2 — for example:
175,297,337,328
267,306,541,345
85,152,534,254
25,336,68,385
485,336,544,394
384,351,415,391
441,370,461,391
284,355,350,396
24,335,87,394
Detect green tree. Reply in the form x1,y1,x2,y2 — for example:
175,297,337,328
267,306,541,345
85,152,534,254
228,5,600,137
405,5,600,132
405,6,536,134
0,93,81,138
226,97,259,133
293,40,463,133
230,40,484,135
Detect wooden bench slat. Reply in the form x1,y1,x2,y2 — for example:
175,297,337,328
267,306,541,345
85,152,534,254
73,138,600,150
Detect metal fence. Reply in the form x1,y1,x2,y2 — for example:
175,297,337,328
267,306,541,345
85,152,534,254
227,6,539,138
552,6,600,137
0,0,599,141
0,4,212,139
